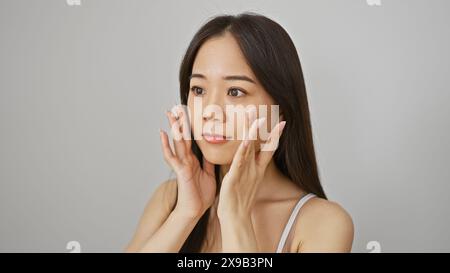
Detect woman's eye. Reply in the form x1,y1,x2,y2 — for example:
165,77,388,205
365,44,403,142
190,86,205,96
227,88,246,97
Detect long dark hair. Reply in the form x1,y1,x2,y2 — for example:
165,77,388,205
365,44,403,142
178,12,327,252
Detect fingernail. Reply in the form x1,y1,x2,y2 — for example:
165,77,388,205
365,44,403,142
258,117,266,128
279,121,286,132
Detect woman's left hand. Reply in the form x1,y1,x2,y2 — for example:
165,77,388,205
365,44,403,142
217,109,286,252
217,109,286,251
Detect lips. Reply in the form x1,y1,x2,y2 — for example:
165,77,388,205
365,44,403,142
202,133,230,144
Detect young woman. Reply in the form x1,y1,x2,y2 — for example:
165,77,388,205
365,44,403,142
126,13,354,253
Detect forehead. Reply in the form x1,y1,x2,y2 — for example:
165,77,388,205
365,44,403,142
192,32,255,79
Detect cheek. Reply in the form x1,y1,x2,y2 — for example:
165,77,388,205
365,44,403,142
187,97,203,139
224,103,277,141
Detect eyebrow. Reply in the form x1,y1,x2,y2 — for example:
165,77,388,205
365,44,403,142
189,73,256,84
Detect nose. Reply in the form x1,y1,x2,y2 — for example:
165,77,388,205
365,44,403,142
202,90,225,123
202,106,226,125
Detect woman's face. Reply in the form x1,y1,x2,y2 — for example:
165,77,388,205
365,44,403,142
187,32,280,165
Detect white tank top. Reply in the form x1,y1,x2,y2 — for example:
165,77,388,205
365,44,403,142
276,193,316,253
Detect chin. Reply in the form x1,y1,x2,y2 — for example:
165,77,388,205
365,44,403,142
201,149,233,165
197,141,236,165
203,154,232,165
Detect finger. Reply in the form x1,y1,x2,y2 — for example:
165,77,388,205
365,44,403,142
248,107,257,126
257,121,286,167
244,107,257,143
182,111,193,151
228,110,254,174
202,156,215,177
174,105,193,150
239,109,249,142
245,117,266,159
159,129,181,170
166,110,187,159
228,132,250,175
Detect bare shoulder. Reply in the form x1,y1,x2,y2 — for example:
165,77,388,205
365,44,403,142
140,178,178,214
301,197,353,227
293,196,354,252
125,179,178,252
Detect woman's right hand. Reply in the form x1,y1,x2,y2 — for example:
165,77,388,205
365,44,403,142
159,107,216,219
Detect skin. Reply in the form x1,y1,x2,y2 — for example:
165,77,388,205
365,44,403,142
125,32,354,253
